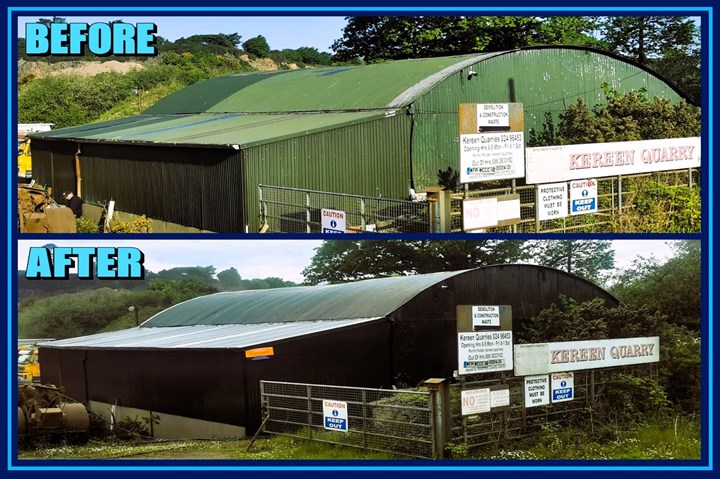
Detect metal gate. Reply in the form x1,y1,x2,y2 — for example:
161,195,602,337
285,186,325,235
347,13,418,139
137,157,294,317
260,380,435,458
258,185,431,234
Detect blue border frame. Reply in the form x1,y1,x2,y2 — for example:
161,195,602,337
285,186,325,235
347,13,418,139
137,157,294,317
4,3,714,475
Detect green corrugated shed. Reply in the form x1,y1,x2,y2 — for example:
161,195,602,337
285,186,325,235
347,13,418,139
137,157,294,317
30,47,688,232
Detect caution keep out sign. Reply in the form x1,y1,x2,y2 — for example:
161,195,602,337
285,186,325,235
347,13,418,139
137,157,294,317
570,179,598,215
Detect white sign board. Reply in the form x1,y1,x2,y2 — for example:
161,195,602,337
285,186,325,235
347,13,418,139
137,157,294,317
569,179,598,215
321,208,346,233
524,375,549,408
537,182,568,221
477,103,510,128
491,388,510,408
323,399,348,432
551,372,574,403
472,305,500,327
458,331,513,374
463,197,497,230
461,388,491,415
460,132,525,183
514,337,660,376
526,137,701,184
463,196,520,231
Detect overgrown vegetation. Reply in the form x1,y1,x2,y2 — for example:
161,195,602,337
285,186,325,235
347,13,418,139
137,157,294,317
18,265,299,338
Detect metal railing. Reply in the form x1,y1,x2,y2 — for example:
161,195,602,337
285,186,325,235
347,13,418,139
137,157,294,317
450,168,699,233
449,365,659,451
260,380,434,458
259,185,430,234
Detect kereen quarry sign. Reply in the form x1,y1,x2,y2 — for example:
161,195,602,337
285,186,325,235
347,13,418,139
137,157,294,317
525,137,700,184
514,337,660,376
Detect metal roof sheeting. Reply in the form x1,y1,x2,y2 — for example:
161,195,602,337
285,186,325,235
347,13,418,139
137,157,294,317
29,111,387,148
41,319,382,350
144,54,496,114
142,270,469,327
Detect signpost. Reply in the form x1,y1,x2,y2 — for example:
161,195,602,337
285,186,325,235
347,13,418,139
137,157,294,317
525,137,701,184
458,103,525,184
458,331,513,374
514,337,660,376
551,372,574,403
322,400,348,432
537,182,568,221
524,375,549,407
321,208,346,233
570,179,598,215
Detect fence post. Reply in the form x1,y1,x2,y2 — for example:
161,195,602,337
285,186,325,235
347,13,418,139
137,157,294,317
258,185,267,230
307,384,313,439
425,188,452,233
305,192,311,233
425,378,450,459
688,168,693,188
360,198,367,232
618,176,623,213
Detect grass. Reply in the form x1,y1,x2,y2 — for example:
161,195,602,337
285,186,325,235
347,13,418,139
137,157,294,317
482,416,701,460
18,415,700,461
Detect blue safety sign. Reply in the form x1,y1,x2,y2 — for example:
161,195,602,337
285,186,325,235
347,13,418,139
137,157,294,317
322,400,349,432
551,372,574,403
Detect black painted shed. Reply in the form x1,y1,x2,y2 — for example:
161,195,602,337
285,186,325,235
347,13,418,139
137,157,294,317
39,265,618,435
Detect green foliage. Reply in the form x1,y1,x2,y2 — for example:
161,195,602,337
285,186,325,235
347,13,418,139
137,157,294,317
166,33,242,56
436,167,460,190
302,240,529,284
332,16,601,62
528,87,700,146
615,180,701,233
529,240,615,285
242,35,271,58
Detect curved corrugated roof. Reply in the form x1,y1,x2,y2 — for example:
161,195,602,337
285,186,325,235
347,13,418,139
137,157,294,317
142,270,470,327
144,53,501,114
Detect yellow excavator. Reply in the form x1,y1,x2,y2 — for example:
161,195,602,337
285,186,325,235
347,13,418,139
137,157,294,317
18,123,53,182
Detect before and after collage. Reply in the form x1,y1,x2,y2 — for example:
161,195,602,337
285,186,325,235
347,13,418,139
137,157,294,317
6,4,712,477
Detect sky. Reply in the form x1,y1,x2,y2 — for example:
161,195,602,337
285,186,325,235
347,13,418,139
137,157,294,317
17,239,681,284
17,16,349,53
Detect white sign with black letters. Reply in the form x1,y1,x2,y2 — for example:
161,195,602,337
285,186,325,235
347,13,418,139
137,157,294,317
537,182,568,221
458,331,513,374
524,375,549,408
472,305,500,327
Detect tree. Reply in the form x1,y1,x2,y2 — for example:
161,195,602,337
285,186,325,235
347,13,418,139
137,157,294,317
243,35,271,58
597,16,700,104
302,240,529,284
217,267,242,291
171,33,242,55
598,16,696,64
528,87,701,146
331,16,600,63
530,240,615,285
610,240,700,331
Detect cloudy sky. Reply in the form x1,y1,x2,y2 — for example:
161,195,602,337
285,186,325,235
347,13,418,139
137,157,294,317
16,239,682,284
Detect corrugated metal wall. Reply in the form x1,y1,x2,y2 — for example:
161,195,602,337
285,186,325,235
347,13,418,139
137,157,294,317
40,320,392,433
243,114,411,229
411,48,686,191
32,142,246,232
31,140,78,201
390,266,619,385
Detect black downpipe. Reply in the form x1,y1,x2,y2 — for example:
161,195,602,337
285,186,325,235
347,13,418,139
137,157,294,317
407,106,416,193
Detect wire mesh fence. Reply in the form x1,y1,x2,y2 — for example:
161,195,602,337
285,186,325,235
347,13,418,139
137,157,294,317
259,185,431,234
449,364,659,451
258,168,698,234
260,380,434,458
450,168,699,233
